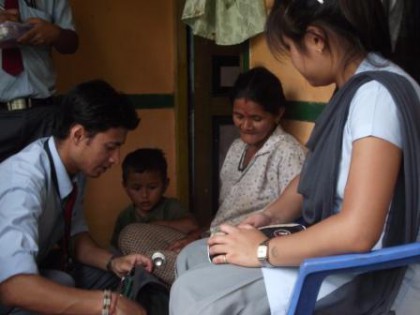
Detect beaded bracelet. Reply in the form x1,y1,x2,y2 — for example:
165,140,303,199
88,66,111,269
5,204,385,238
102,290,112,315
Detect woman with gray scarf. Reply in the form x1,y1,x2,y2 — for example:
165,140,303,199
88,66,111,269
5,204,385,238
170,1,420,314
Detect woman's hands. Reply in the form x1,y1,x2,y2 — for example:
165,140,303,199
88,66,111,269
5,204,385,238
207,224,268,267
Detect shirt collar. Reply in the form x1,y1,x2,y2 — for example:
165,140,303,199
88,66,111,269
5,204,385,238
46,137,74,199
355,52,390,74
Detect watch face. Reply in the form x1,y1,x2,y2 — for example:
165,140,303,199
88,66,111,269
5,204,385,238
257,245,268,260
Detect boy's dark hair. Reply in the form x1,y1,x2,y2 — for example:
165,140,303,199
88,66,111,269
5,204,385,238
229,66,286,116
53,80,140,139
122,148,168,183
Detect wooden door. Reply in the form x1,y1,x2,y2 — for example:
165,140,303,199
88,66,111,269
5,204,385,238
190,36,247,226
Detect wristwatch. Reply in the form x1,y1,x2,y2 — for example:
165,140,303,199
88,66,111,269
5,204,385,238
257,238,274,267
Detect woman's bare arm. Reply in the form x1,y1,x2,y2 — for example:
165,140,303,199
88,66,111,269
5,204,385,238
210,137,402,267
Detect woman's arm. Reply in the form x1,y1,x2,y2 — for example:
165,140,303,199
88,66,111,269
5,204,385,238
240,175,304,228
210,137,402,267
156,217,202,253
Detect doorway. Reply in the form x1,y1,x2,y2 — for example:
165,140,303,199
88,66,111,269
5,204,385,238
188,35,247,226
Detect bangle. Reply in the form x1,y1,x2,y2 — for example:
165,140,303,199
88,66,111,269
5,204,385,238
106,255,117,272
102,290,111,315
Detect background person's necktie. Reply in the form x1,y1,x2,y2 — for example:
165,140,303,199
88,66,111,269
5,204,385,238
2,0,24,76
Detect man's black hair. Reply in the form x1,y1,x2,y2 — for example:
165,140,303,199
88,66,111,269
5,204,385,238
53,80,140,139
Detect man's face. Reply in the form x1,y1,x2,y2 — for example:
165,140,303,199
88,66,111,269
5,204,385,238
75,127,128,178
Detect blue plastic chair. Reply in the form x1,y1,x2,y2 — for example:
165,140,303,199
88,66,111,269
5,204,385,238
287,242,420,315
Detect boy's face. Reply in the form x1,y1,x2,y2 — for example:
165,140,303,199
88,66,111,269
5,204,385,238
123,170,168,214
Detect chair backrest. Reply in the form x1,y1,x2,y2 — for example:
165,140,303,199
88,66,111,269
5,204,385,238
287,242,420,315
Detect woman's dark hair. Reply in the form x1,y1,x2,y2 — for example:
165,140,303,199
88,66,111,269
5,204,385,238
230,66,286,116
122,148,168,183
266,0,391,60
53,80,140,139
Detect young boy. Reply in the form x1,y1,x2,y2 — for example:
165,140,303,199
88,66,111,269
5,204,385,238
111,148,199,252
111,148,199,285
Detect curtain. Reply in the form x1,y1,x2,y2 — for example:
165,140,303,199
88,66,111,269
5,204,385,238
182,0,267,45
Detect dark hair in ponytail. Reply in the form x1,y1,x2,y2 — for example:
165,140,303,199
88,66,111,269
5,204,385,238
266,0,391,60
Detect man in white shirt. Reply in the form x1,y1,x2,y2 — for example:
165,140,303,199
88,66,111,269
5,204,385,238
0,80,154,315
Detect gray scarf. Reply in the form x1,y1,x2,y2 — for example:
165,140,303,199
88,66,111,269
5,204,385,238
298,71,420,314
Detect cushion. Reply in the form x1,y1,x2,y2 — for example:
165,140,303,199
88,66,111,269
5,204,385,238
118,222,186,286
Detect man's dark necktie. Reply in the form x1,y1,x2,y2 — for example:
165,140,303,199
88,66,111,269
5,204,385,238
62,183,78,271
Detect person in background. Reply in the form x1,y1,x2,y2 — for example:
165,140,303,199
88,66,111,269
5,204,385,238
175,66,305,273
111,147,199,251
0,80,149,315
0,0,78,162
170,0,420,314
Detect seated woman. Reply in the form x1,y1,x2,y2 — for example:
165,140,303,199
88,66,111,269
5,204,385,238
170,0,420,314
211,66,305,231
176,66,305,272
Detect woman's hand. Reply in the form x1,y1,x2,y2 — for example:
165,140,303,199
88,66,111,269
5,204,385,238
207,224,267,267
109,254,153,277
239,211,273,228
